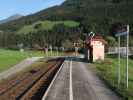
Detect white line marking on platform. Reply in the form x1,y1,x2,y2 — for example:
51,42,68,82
42,61,65,100
69,59,73,100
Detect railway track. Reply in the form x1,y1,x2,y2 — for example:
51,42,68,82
0,57,64,100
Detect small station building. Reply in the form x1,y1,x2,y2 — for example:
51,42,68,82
85,34,106,62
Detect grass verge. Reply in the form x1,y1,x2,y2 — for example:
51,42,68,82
94,54,133,100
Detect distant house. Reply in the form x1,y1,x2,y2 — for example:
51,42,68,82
85,34,106,62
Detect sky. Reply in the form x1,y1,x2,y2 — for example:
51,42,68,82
0,0,65,20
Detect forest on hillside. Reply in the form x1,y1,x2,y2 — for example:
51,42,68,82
0,0,133,49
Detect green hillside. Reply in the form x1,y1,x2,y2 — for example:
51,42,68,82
17,20,79,34
0,0,133,48
0,0,133,35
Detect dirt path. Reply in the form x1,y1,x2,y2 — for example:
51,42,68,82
0,57,43,80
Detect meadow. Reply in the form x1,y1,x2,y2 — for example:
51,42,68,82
17,20,80,34
0,49,63,72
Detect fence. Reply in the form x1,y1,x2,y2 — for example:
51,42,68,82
107,47,133,56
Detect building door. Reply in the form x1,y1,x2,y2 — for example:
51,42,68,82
89,46,93,62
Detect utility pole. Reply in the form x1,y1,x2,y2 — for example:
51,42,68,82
126,25,129,89
118,36,121,87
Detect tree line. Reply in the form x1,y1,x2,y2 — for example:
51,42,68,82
0,24,83,50
0,0,133,49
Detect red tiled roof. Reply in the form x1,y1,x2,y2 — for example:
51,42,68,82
86,35,107,45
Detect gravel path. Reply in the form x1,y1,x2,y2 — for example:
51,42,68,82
0,57,43,80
